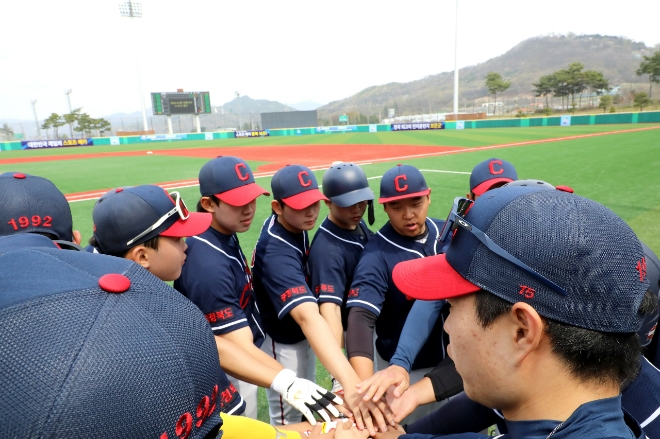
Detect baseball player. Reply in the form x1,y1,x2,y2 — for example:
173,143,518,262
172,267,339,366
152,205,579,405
90,185,211,282
466,157,518,200
308,163,375,352
252,164,391,435
175,156,342,423
356,159,521,415
0,172,83,249
374,185,653,439
344,164,449,423
0,232,363,439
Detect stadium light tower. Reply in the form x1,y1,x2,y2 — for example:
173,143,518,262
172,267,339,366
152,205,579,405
65,89,73,138
30,100,41,139
453,0,459,116
119,1,149,132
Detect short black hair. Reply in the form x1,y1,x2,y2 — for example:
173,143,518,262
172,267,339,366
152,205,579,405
88,234,160,258
197,195,221,213
473,288,657,387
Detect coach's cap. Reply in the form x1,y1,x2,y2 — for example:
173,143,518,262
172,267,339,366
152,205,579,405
0,172,73,241
271,164,327,209
393,186,650,333
378,164,430,203
470,158,518,196
322,162,374,207
0,233,229,438
93,185,211,255
199,156,269,206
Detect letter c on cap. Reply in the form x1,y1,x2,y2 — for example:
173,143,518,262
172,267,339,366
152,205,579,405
235,163,249,181
298,171,312,187
394,175,408,192
489,160,504,175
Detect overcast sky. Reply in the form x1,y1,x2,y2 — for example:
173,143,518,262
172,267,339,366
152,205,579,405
2,0,659,121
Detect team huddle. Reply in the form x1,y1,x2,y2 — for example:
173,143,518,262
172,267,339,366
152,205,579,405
1,155,659,439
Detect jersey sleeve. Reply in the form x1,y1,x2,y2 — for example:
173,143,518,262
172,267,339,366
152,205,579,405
345,243,388,316
308,241,346,305
176,250,251,337
389,300,445,371
405,391,500,435
219,413,302,439
261,241,317,319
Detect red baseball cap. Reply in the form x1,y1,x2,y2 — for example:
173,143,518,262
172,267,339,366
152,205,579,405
199,157,269,206
271,164,327,209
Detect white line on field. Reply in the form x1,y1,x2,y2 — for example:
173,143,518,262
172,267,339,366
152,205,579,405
419,169,470,175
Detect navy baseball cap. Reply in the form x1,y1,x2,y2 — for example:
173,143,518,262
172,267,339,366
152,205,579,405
93,185,211,255
378,164,430,204
271,164,328,209
0,233,227,438
393,186,650,333
0,172,73,241
199,156,269,206
469,158,518,196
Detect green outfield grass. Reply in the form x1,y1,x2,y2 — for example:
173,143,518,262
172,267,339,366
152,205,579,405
2,124,659,422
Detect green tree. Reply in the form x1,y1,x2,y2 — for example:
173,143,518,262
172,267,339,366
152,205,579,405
485,72,511,116
636,51,660,98
42,113,65,139
76,113,94,137
598,95,613,113
583,70,609,107
90,118,112,136
0,122,14,140
565,62,587,108
532,74,555,108
63,108,83,137
633,92,651,111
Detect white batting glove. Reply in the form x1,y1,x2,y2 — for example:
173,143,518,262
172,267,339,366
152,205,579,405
271,369,344,425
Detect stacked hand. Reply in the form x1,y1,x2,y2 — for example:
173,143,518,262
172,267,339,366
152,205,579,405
272,369,344,424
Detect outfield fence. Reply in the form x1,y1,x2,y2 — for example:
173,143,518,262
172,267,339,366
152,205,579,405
1,111,659,152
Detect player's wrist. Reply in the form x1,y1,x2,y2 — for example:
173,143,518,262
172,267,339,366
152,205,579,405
271,368,297,394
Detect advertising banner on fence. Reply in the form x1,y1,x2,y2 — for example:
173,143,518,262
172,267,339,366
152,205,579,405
110,137,120,145
234,130,270,138
21,138,94,149
140,134,188,141
315,125,358,133
391,122,444,131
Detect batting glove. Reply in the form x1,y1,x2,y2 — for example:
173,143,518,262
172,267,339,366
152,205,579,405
271,369,344,425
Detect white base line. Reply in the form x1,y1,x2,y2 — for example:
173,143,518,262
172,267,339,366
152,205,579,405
67,168,467,203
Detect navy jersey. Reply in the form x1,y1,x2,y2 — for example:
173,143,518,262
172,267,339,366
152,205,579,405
403,396,643,439
175,227,265,348
308,217,373,328
408,357,660,438
346,218,450,369
252,214,317,344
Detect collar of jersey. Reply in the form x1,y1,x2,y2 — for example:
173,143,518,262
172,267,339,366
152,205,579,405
207,226,237,247
379,218,439,253
504,396,640,439
321,216,368,238
268,214,307,254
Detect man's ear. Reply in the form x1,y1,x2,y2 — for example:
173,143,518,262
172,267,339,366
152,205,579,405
271,200,284,216
125,245,150,269
323,200,332,208
466,192,474,201
200,197,216,214
509,302,545,361
427,193,432,205
72,230,82,245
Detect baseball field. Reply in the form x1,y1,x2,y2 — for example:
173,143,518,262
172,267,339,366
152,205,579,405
3,123,659,422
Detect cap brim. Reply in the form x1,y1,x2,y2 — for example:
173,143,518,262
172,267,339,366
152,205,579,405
472,178,514,196
282,189,328,209
329,187,375,207
160,212,212,238
378,188,431,204
216,183,270,206
393,253,481,300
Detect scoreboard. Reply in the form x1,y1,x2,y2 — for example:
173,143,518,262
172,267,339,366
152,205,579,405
151,92,211,116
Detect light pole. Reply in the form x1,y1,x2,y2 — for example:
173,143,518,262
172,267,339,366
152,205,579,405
235,91,241,130
65,89,73,138
119,1,149,133
452,0,459,116
30,100,41,139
